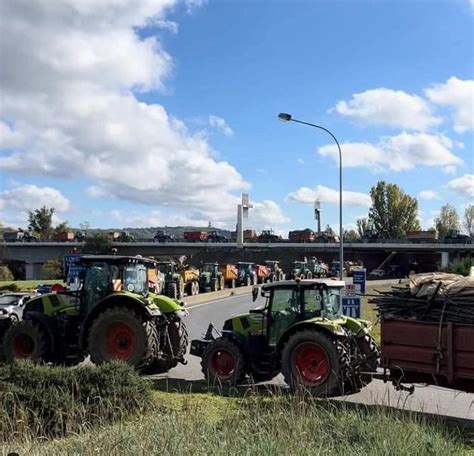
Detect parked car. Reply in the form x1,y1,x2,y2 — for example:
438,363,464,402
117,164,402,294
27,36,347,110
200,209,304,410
0,293,37,322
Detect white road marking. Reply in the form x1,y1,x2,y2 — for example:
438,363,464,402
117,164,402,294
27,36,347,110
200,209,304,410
186,293,251,310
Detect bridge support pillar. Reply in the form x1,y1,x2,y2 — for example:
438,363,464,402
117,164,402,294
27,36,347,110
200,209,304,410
441,251,450,268
25,263,43,280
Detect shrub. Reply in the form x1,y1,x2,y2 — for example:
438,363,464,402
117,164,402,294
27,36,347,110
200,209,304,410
41,259,62,279
0,361,151,441
442,257,473,276
0,283,19,292
0,265,14,281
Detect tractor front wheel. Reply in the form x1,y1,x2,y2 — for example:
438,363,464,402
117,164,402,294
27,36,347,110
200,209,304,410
3,320,49,363
210,278,218,292
201,338,246,385
88,307,149,368
167,283,178,299
281,330,347,396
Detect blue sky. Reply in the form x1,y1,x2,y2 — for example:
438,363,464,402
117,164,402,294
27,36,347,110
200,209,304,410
0,0,473,233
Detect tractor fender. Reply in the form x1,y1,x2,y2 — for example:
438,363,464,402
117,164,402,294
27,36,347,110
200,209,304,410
276,321,346,358
23,311,57,355
79,294,159,349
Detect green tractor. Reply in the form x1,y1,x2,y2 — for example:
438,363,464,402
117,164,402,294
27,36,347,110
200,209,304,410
1,255,188,374
157,260,185,299
236,262,257,286
199,263,225,292
307,257,328,278
291,261,312,279
265,260,285,282
191,279,379,396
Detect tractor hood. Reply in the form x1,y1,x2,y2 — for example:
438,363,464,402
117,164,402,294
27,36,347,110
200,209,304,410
148,292,184,313
303,314,372,336
223,310,266,336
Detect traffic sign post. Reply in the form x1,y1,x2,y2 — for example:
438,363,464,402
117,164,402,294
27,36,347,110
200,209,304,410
352,268,366,294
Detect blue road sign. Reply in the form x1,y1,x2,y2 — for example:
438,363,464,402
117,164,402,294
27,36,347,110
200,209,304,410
352,268,366,294
342,297,361,318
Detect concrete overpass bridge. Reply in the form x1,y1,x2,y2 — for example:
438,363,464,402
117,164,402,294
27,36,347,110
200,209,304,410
1,241,472,279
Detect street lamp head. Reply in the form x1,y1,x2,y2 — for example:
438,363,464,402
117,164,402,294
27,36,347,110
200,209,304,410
278,112,292,122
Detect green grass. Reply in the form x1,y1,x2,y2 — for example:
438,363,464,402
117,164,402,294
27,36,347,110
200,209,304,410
361,283,393,344
2,387,469,455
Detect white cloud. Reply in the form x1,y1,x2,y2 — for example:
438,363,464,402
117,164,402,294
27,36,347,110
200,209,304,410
297,158,304,164
184,0,208,13
332,88,441,130
208,115,234,136
0,0,247,224
318,132,462,172
446,174,474,199
418,190,440,200
287,185,371,207
251,200,290,228
0,184,70,228
425,77,474,133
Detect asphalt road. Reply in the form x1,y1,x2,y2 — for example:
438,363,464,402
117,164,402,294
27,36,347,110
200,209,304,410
161,292,474,421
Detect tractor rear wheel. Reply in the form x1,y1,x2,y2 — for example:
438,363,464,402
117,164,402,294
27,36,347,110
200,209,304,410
142,318,188,375
3,320,49,363
201,338,246,385
210,278,218,292
219,276,225,290
230,279,236,288
88,307,150,368
357,334,380,385
167,283,178,299
281,330,347,397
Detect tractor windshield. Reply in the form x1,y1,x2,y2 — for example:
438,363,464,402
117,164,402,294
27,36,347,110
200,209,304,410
123,264,148,295
321,288,341,317
202,264,215,273
157,263,172,274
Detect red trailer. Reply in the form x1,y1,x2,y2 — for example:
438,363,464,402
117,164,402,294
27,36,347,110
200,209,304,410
254,264,270,284
380,318,474,393
54,231,75,242
184,231,208,242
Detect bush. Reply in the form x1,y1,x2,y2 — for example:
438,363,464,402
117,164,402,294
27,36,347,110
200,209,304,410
0,283,19,292
0,265,14,281
442,257,473,276
0,361,151,441
41,259,62,279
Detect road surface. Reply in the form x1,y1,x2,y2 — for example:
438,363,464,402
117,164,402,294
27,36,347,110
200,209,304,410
159,292,474,421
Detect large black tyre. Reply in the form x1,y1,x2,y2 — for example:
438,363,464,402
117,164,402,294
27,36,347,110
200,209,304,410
88,307,150,368
307,272,313,280
281,330,348,397
210,278,218,292
142,318,188,375
3,320,49,363
219,276,225,291
357,334,380,385
201,338,246,385
245,276,251,287
167,282,178,299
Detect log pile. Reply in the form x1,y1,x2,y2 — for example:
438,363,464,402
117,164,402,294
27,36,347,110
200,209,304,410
370,273,474,325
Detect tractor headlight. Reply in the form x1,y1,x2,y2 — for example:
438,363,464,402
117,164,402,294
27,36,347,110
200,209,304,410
175,309,189,318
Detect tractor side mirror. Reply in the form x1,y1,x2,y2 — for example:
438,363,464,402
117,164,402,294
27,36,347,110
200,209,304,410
252,285,259,302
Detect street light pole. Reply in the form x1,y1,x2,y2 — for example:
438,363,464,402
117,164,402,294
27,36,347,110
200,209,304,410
278,113,344,280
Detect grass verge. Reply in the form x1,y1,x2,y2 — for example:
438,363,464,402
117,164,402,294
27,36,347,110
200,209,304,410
3,387,469,455
0,279,60,292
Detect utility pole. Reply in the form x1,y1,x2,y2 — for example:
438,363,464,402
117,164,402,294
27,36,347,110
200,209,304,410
314,200,322,236
236,193,252,248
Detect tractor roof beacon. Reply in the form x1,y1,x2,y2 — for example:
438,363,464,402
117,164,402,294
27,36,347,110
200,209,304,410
191,279,379,396
1,255,188,374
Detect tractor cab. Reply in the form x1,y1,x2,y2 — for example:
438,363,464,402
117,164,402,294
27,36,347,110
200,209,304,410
292,261,308,278
201,263,219,275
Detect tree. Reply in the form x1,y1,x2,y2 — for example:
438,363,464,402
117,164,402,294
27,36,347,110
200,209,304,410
28,206,55,240
435,204,460,240
464,204,474,237
344,229,360,242
42,259,62,279
324,225,336,237
368,181,420,239
54,222,69,236
356,218,370,238
83,233,113,254
0,265,14,281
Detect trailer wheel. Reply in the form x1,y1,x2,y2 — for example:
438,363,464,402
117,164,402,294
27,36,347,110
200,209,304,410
201,338,246,385
88,307,149,368
281,330,348,396
3,320,49,363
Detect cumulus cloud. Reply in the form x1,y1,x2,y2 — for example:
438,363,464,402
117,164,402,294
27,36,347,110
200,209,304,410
425,77,474,133
418,190,440,200
0,184,70,227
318,132,462,172
0,0,246,224
332,88,441,130
287,185,371,207
208,115,234,136
446,174,474,199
